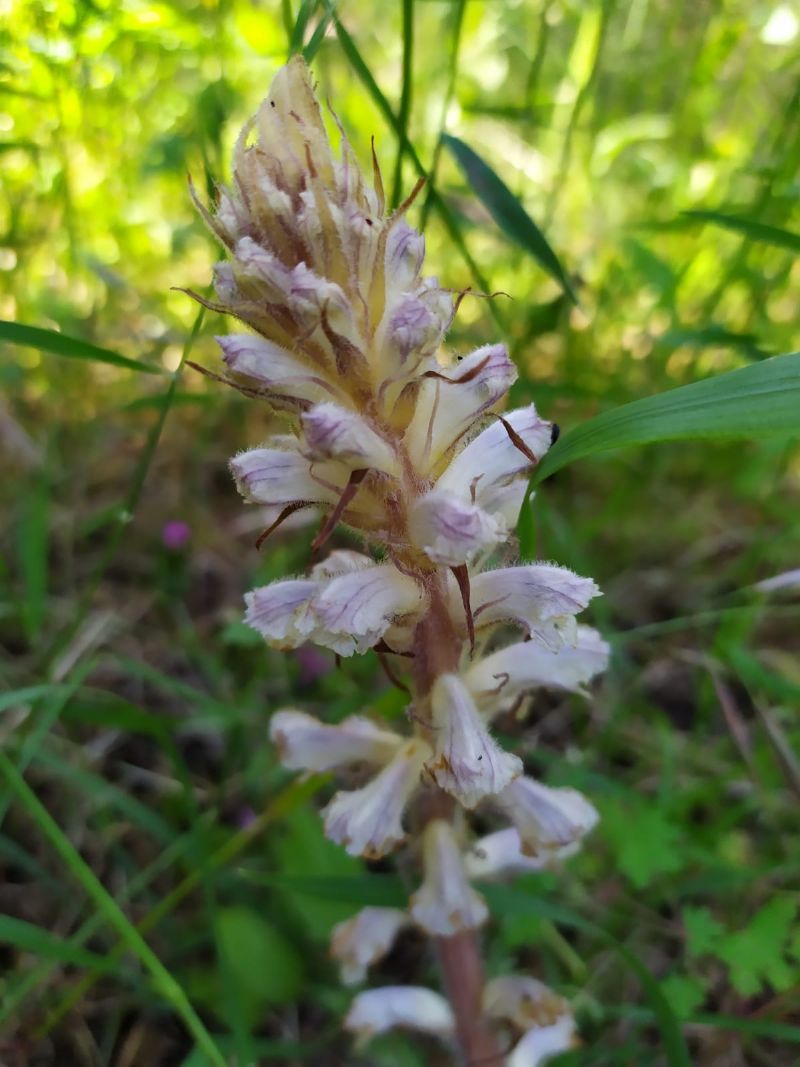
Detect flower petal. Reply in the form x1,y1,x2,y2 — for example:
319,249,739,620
426,674,522,809
410,819,488,936
506,1016,577,1067
216,333,339,404
244,579,318,647
465,625,610,717
323,739,431,858
302,402,400,476
330,907,408,986
312,563,425,656
269,709,401,772
230,446,342,506
404,344,517,470
344,986,454,1042
437,403,552,508
497,776,599,857
409,489,505,566
466,565,600,640
464,828,580,881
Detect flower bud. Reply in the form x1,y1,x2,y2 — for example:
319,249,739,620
410,819,488,935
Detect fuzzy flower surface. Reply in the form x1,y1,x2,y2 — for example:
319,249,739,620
196,56,606,1061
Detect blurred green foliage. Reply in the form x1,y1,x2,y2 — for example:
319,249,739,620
1,1,800,1065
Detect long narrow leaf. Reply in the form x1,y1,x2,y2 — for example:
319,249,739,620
683,210,800,254
0,915,106,971
533,352,800,483
0,321,163,374
443,133,578,303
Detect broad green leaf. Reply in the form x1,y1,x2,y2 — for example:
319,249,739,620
601,801,684,889
533,352,800,483
216,906,305,1010
442,133,578,303
683,210,800,254
0,321,163,374
716,897,799,997
683,906,725,958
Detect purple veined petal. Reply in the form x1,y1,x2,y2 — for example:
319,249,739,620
465,625,610,718
216,333,342,404
323,739,431,858
496,775,599,857
409,819,488,936
426,674,522,809
344,986,455,1042
385,220,425,295
465,565,601,638
436,403,552,506
309,549,375,580
330,907,408,986
229,446,343,506
302,402,400,476
464,828,581,881
311,563,426,657
408,488,506,566
404,343,518,472
243,579,318,648
269,709,402,773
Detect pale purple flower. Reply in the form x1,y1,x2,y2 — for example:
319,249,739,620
269,709,401,772
410,819,488,935
497,776,599,857
330,907,408,985
161,520,191,551
344,986,455,1042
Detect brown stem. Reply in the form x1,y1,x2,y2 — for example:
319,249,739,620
412,575,504,1067
436,931,504,1066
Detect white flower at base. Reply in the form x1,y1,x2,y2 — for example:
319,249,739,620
344,986,455,1042
506,1015,578,1067
410,819,488,936
464,828,580,881
330,907,408,985
269,710,402,772
409,489,506,566
427,674,522,809
323,739,431,858
497,776,599,857
465,625,611,718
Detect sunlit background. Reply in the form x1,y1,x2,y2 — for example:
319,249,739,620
2,1,799,1064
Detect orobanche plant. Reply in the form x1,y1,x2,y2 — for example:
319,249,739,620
192,58,608,1066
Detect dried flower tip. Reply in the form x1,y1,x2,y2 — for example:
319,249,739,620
426,673,522,809
410,819,488,936
497,776,599,857
465,625,610,718
344,986,455,1043
269,709,401,772
464,828,580,881
330,907,408,986
323,739,431,858
484,975,572,1032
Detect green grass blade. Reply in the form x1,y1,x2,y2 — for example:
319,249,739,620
533,351,800,483
683,210,800,254
0,750,227,1067
0,321,163,374
442,133,578,304
0,915,107,971
289,0,316,55
390,0,415,209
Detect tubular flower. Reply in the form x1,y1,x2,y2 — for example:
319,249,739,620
330,907,408,986
195,55,607,1062
410,819,488,936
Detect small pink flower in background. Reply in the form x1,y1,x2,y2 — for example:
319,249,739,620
162,519,191,551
